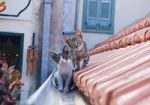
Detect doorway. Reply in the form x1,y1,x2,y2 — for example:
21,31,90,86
0,32,24,72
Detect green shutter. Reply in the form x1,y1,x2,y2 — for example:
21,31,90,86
86,0,98,28
99,0,112,29
82,0,115,33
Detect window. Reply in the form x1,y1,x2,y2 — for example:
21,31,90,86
0,32,24,71
82,0,115,34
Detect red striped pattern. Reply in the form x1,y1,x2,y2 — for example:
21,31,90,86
74,15,150,105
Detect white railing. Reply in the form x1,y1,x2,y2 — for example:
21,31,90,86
25,74,52,105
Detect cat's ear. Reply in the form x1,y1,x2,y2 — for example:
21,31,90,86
49,51,59,63
62,45,69,53
49,51,57,59
64,35,70,41
76,31,83,39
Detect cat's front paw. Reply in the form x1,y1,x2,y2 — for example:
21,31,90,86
63,89,69,94
74,68,80,71
58,88,63,92
63,91,69,94
70,84,76,90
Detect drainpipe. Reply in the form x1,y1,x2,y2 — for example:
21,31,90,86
74,0,80,30
49,0,64,52
40,0,52,84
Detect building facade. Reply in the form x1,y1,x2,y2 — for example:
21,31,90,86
0,0,43,101
77,0,150,48
0,0,150,102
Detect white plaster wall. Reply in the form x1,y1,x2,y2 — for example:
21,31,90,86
114,0,150,33
64,0,76,33
0,20,33,100
78,0,150,49
0,0,43,102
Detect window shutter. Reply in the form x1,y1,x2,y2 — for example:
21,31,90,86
99,0,112,29
82,0,114,33
86,0,99,28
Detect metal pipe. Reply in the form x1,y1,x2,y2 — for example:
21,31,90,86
74,0,80,30
40,0,52,84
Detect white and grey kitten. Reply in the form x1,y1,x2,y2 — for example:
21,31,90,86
50,45,74,93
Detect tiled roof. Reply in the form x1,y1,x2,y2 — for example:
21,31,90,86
93,15,150,49
73,15,150,105
89,26,150,55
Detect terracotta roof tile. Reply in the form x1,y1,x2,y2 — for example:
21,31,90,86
74,41,150,105
111,75,150,105
93,15,150,48
90,26,150,55
74,16,150,105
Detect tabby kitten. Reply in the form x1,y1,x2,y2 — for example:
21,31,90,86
50,45,74,93
64,31,89,71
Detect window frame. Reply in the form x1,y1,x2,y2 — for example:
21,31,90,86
82,0,115,34
0,32,24,72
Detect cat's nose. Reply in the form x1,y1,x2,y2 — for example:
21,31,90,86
60,59,66,64
62,60,66,63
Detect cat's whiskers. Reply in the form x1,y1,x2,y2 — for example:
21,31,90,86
59,57,67,64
